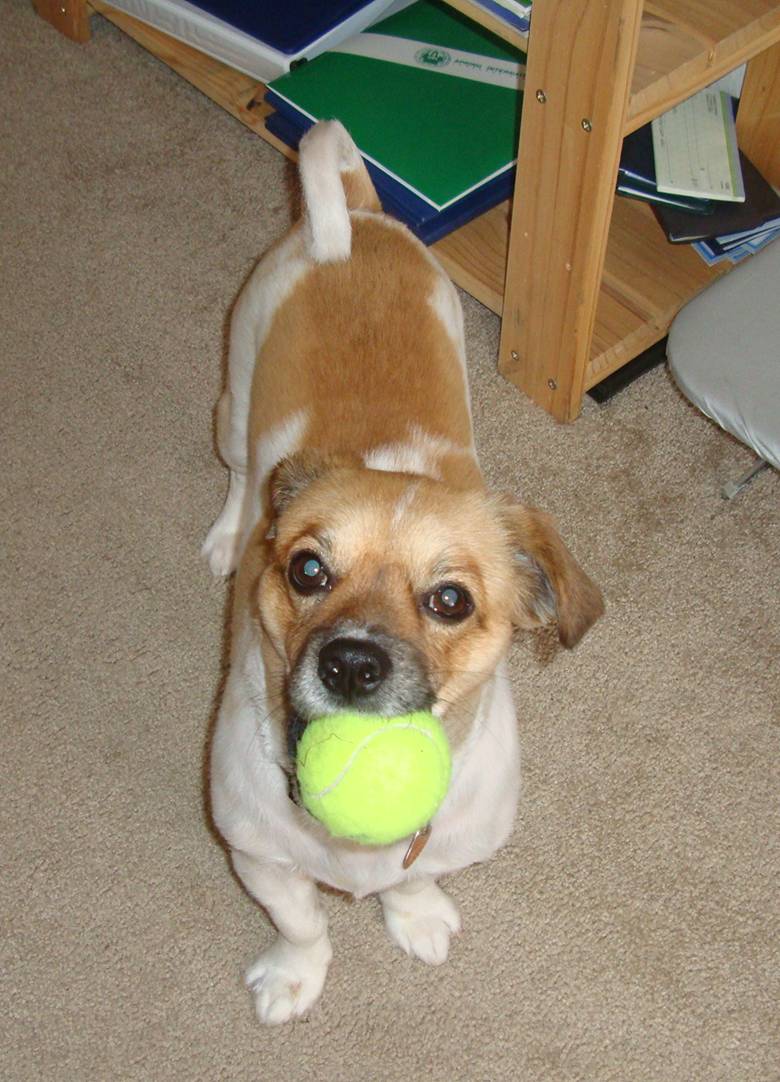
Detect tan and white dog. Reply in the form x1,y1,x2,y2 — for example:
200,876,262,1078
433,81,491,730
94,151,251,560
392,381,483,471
203,121,603,1025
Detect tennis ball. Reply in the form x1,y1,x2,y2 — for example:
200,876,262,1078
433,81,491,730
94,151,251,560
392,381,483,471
296,711,451,846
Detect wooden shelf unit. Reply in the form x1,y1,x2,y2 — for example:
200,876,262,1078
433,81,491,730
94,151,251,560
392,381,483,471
35,0,780,420
474,0,780,419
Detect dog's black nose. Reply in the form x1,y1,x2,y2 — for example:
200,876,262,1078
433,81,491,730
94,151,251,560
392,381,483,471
317,637,392,703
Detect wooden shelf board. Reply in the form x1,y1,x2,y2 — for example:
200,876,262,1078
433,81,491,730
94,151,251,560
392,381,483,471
628,0,780,132
590,198,732,386
442,0,528,52
433,201,509,314
89,1,295,159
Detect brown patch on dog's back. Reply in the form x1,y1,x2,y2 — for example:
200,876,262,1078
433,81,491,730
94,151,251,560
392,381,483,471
248,216,478,489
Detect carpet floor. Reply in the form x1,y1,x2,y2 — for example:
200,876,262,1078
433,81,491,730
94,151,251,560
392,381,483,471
2,4,778,1079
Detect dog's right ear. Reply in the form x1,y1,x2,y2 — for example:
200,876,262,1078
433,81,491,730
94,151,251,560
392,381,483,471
269,449,360,518
499,502,605,648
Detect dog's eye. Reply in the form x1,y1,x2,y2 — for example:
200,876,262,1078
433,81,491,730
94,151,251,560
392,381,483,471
425,584,474,622
288,551,331,595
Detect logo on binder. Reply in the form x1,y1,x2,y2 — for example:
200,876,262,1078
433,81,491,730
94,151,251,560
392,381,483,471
415,46,451,68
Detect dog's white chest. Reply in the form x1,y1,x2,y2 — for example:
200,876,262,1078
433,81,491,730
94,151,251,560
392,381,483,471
212,663,520,900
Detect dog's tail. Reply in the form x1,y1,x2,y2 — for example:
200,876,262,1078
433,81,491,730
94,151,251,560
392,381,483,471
298,120,382,264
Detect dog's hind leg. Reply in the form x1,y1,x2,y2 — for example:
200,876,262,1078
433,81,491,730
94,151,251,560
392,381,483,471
231,852,333,1025
380,877,462,966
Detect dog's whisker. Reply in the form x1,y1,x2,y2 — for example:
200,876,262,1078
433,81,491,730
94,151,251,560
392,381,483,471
430,665,514,687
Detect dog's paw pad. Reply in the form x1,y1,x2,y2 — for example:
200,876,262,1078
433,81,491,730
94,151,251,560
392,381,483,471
245,937,331,1025
382,887,461,967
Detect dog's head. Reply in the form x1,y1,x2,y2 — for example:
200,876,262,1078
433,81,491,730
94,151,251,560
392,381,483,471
249,450,604,763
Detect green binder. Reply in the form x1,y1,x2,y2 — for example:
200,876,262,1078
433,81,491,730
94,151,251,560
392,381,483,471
266,0,525,210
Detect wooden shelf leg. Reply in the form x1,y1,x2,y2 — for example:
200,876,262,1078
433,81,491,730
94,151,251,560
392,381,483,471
498,0,643,422
737,39,780,187
32,0,91,43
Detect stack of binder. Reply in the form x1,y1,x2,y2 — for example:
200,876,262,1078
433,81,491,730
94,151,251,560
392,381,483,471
617,91,780,265
265,0,526,244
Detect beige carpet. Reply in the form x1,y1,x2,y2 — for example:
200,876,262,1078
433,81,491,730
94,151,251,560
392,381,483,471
3,4,778,1079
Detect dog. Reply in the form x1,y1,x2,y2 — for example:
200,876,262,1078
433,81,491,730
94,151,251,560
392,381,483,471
203,120,603,1025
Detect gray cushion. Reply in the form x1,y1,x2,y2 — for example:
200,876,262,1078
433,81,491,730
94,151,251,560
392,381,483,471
667,237,780,469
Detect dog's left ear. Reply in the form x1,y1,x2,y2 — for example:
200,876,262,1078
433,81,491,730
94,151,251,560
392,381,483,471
500,503,604,648
269,449,361,518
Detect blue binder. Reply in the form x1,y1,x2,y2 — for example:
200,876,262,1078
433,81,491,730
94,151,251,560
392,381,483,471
185,0,390,54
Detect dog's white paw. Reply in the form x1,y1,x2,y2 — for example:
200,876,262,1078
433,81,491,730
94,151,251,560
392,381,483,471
201,520,239,578
381,883,461,966
245,935,332,1025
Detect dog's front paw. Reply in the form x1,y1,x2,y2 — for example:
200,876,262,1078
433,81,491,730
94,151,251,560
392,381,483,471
381,882,462,967
201,520,239,577
245,934,332,1025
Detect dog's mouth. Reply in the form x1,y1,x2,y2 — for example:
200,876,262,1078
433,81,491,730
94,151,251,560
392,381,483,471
285,623,435,769
286,711,310,766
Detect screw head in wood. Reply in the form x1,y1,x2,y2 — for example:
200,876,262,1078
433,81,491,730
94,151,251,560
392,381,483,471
535,90,547,104
581,118,593,132
547,379,558,390
511,350,519,361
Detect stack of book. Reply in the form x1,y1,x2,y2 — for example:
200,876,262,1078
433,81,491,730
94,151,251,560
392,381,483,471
468,0,531,36
617,87,780,265
691,212,780,266
265,0,526,244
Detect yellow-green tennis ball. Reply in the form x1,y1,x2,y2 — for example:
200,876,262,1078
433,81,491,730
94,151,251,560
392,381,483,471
296,711,451,846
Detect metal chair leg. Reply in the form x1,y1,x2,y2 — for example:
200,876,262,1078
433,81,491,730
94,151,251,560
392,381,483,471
721,459,770,500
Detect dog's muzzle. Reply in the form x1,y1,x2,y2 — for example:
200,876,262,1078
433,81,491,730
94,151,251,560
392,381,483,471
286,622,434,755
